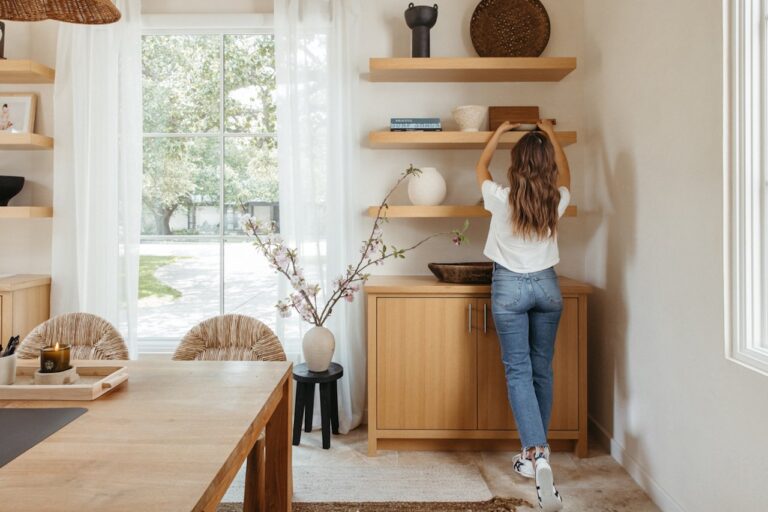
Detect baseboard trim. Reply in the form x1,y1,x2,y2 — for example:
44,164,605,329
588,416,686,512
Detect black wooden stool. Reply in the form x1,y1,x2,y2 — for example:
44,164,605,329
292,362,343,449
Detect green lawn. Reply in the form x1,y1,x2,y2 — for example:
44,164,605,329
139,255,183,299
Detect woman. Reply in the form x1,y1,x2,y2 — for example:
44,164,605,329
475,119,571,512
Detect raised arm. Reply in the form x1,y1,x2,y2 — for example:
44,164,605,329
538,119,571,190
475,121,519,189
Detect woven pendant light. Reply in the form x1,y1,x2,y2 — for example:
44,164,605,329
0,0,121,25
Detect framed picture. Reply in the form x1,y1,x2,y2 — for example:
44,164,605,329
0,93,37,134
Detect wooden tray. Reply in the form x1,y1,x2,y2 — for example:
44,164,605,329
0,365,128,401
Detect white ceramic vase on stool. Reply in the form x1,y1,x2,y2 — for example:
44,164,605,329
408,167,447,206
303,326,335,372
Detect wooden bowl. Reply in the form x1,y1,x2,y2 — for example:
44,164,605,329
428,262,493,284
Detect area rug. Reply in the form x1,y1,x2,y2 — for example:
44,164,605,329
217,497,525,511
224,464,495,503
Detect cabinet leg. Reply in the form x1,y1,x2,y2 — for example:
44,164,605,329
575,434,589,458
304,382,315,433
367,436,378,457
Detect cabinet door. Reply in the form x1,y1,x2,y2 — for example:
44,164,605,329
376,297,478,430
478,297,580,431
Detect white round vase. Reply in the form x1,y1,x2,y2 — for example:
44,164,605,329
408,167,447,206
302,326,336,372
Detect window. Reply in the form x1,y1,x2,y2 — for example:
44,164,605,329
725,0,768,374
139,28,281,351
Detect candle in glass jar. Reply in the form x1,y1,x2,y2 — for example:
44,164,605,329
40,343,71,373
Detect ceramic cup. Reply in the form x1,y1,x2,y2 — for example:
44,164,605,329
452,105,488,132
0,354,17,385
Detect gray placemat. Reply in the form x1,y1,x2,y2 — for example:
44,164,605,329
0,408,87,468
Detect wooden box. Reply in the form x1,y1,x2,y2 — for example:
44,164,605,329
0,365,128,401
489,106,540,130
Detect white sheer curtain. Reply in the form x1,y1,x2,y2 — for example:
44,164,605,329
51,0,142,358
274,0,364,433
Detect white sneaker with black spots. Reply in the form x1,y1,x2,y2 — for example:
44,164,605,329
512,452,535,479
534,454,563,512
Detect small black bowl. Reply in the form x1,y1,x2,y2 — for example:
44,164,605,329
0,176,24,206
404,3,439,29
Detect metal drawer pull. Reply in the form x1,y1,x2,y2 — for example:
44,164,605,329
483,304,487,334
468,303,472,333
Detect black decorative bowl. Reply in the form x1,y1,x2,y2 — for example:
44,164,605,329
404,3,438,29
428,262,493,284
0,176,24,206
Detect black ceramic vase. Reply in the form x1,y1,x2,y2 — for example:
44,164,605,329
0,176,24,206
404,3,438,58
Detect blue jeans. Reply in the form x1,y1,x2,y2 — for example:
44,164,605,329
491,264,563,450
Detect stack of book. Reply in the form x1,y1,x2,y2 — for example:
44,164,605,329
390,118,442,131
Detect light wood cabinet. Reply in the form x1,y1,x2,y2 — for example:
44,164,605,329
377,297,477,430
366,276,591,457
0,275,51,344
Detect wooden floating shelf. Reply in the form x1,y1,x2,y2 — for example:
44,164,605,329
368,205,578,218
0,60,55,84
369,130,577,149
0,207,53,219
369,57,577,83
0,132,54,150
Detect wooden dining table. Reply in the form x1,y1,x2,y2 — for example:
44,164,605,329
0,359,293,512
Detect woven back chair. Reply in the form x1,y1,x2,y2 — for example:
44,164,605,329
17,313,128,360
173,314,285,362
172,314,285,511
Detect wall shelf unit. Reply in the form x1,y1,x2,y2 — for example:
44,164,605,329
0,132,54,150
0,207,53,219
368,57,577,82
369,130,577,149
369,205,578,218
0,60,56,84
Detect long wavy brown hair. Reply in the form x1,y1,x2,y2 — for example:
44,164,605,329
507,131,560,239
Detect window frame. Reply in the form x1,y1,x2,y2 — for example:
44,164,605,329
139,14,276,353
725,0,768,375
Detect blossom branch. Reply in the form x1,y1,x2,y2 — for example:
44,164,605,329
241,165,469,327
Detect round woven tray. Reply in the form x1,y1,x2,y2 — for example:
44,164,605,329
470,0,551,57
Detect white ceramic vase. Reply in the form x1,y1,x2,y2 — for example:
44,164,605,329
303,326,336,372
452,105,488,132
408,167,447,206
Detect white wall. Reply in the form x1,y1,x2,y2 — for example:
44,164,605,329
356,0,588,279
0,21,58,274
582,1,768,510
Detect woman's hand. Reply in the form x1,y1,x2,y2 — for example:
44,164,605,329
496,121,520,134
537,119,556,137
